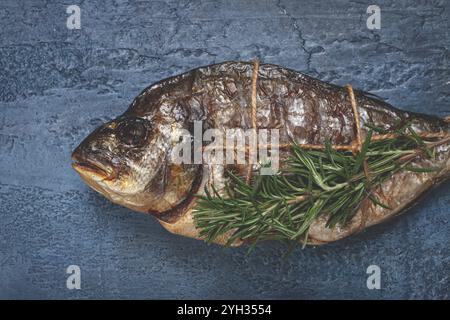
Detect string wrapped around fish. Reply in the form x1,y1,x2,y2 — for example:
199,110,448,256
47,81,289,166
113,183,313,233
72,60,450,247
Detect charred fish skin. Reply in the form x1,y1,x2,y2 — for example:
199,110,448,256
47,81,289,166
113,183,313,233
192,61,448,138
72,61,450,245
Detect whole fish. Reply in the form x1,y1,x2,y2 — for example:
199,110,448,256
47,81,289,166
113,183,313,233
72,61,450,246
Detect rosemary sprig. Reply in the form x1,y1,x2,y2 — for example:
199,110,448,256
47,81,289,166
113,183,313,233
193,125,442,247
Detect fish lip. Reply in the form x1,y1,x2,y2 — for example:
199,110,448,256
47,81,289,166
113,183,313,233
71,154,116,181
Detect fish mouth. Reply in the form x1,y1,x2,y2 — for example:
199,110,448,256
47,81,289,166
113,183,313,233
71,154,116,181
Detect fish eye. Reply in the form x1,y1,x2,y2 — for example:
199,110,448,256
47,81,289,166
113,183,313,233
117,118,149,146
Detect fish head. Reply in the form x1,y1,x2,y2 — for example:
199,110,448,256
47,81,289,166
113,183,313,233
72,113,200,217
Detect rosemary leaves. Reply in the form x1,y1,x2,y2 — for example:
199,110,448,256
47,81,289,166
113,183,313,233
193,124,444,247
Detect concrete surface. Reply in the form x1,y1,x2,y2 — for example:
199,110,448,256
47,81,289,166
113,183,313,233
0,0,449,299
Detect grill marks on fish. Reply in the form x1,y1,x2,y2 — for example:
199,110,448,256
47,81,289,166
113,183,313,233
72,61,450,245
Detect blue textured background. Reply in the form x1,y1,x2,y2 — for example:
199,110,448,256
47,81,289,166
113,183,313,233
0,0,449,299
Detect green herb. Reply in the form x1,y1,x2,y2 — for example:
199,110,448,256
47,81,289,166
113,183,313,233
193,125,442,247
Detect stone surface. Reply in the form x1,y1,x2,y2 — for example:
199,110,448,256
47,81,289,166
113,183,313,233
0,0,449,299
